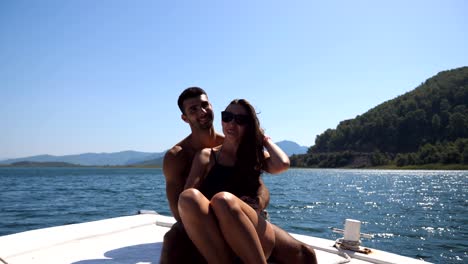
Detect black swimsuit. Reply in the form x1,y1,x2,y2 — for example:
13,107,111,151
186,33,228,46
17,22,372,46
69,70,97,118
198,149,259,200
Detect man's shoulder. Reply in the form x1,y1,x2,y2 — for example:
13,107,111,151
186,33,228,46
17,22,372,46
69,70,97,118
215,133,225,144
166,145,183,156
164,137,195,161
164,144,190,161
164,133,223,162
163,144,193,179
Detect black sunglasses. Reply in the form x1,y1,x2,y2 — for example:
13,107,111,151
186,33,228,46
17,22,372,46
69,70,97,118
221,111,249,125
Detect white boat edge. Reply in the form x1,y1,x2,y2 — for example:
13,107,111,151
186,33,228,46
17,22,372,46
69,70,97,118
0,211,431,264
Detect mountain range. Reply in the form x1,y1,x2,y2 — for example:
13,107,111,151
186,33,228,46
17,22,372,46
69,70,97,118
0,150,166,166
0,140,308,166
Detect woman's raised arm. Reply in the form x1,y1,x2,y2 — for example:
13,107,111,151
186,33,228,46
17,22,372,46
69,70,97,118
263,137,290,174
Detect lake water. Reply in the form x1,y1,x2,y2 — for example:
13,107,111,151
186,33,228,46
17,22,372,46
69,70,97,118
0,167,466,263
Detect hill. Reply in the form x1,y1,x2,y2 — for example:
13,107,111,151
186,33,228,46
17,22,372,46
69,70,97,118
129,140,307,167
0,151,166,166
131,156,165,167
291,67,468,168
7,161,80,167
276,140,308,156
0,139,307,167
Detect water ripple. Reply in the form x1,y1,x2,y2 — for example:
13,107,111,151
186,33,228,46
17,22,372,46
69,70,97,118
1,167,467,263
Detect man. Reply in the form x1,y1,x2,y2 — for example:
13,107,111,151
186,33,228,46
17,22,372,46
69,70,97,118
160,87,316,264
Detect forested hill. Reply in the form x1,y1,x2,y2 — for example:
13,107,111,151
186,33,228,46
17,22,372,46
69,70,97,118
291,67,468,168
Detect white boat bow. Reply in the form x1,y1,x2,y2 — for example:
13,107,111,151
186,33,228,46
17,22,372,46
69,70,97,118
0,211,430,264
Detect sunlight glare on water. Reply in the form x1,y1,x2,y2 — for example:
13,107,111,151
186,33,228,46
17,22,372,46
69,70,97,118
0,167,466,263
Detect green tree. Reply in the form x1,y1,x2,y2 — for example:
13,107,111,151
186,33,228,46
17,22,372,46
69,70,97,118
448,112,467,139
432,114,441,133
441,145,461,164
418,144,440,164
396,154,408,167
463,148,468,164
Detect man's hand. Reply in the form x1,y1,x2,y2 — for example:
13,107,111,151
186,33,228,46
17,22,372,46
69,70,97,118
240,196,260,212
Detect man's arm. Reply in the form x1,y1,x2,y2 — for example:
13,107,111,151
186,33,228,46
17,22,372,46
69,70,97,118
241,177,270,212
257,178,270,211
163,147,188,222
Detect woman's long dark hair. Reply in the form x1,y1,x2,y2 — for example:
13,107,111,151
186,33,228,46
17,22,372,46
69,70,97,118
228,99,266,196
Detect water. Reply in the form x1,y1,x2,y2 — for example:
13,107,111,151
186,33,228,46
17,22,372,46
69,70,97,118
0,167,466,263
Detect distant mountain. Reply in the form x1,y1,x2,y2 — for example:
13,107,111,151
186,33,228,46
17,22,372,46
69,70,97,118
0,140,306,166
128,140,307,166
124,152,167,165
131,156,165,167
0,150,166,166
128,140,306,166
8,161,80,167
276,140,309,156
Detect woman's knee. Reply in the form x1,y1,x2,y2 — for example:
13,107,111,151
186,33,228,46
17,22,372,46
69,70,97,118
178,188,204,212
210,192,238,214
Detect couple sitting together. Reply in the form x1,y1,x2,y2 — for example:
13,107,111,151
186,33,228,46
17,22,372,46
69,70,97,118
161,87,317,264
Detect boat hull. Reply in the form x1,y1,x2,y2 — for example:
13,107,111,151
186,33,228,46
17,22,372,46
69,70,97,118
0,212,429,264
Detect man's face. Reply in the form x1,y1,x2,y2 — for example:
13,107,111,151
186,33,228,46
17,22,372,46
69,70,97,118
182,94,214,130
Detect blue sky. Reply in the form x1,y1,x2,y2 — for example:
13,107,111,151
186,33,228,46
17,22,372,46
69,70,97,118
1,0,467,159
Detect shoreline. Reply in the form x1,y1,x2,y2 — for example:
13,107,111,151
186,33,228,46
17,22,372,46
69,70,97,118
1,164,467,170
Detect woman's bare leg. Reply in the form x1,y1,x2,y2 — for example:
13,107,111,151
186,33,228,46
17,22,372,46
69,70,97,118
210,192,275,264
178,188,235,263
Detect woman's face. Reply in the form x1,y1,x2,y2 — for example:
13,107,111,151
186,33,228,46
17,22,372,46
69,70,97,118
221,104,249,142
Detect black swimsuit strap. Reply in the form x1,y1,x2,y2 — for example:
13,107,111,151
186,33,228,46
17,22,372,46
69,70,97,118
212,147,222,164
211,148,218,164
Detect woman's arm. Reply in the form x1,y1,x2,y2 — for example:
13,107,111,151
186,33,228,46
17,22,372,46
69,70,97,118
184,148,211,189
263,136,290,174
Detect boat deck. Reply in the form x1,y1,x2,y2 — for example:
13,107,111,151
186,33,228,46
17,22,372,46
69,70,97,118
0,212,429,264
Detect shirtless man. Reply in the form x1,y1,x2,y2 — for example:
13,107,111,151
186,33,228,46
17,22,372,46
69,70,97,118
160,87,316,264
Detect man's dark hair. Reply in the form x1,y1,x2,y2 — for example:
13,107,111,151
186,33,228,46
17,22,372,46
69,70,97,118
177,87,207,114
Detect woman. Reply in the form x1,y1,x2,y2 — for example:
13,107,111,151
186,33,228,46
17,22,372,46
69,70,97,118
178,99,290,263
